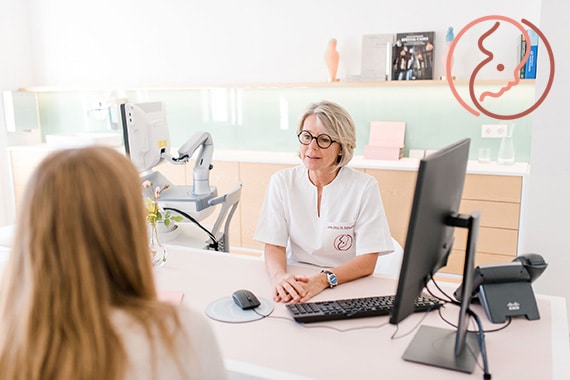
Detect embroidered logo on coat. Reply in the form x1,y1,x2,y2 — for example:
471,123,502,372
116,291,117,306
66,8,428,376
334,234,353,251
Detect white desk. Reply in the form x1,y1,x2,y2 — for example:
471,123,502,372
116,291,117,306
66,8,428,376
1,227,567,379
154,247,570,380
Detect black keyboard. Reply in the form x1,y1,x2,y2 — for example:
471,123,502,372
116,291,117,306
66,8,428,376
286,293,443,323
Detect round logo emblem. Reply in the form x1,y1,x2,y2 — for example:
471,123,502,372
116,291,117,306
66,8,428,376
334,234,353,251
446,16,554,120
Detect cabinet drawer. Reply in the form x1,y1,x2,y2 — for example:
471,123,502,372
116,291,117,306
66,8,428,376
454,227,518,256
364,169,416,245
442,249,515,275
459,200,520,229
463,174,522,202
239,162,293,249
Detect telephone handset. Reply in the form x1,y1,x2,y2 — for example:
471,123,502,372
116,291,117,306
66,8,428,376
454,253,548,323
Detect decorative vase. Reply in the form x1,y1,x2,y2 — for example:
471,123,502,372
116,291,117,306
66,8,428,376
149,222,167,267
325,38,340,82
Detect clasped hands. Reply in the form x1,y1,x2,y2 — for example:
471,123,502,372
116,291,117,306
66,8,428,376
272,272,327,304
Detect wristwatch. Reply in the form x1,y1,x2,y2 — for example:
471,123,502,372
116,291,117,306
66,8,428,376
321,270,338,288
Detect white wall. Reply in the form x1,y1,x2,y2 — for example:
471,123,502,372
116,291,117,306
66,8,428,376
0,0,35,226
524,0,570,318
27,0,540,86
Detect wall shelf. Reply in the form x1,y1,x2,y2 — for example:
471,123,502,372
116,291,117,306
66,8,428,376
18,79,536,92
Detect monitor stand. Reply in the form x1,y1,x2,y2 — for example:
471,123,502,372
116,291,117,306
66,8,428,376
402,211,482,374
402,325,480,373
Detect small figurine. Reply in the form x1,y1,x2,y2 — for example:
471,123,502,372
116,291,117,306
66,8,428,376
325,38,340,82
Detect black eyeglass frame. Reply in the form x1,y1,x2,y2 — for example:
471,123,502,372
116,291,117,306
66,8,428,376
297,131,337,149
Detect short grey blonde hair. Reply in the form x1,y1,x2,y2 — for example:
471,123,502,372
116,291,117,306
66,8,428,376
296,100,356,168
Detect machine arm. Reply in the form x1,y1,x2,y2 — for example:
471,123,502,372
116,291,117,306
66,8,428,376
164,131,214,195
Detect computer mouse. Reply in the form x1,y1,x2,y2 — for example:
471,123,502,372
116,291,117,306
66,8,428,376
232,289,261,310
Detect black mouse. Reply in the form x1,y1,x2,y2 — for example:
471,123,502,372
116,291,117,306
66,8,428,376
232,289,261,310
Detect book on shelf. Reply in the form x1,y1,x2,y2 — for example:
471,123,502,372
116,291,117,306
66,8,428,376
391,31,435,81
521,29,538,79
519,34,527,79
361,34,394,81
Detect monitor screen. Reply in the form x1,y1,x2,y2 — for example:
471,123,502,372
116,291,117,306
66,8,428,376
120,101,170,172
389,138,482,373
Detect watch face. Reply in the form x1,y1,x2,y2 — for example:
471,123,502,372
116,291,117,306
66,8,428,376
328,272,337,286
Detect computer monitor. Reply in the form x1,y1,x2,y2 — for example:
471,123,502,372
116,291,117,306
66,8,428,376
119,101,218,221
389,138,482,373
120,101,170,173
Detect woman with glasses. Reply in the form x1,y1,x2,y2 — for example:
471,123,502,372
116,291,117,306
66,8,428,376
254,100,394,304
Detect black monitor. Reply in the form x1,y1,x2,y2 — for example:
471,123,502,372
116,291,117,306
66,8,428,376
389,138,482,373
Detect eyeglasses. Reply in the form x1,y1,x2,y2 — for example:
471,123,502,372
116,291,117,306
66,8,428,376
297,131,336,149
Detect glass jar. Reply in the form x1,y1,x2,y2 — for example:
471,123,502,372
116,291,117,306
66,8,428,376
149,222,167,267
497,124,515,165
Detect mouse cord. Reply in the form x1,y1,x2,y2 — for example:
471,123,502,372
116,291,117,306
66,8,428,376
252,309,271,319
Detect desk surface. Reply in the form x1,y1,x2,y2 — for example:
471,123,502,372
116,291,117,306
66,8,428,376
0,232,567,379
155,246,570,380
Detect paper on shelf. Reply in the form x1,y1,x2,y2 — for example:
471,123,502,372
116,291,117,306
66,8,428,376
364,121,406,160
368,121,405,146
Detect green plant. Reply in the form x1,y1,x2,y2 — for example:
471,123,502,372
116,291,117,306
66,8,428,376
142,180,184,227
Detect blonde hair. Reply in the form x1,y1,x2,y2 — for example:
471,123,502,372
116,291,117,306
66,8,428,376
296,100,356,169
0,146,187,380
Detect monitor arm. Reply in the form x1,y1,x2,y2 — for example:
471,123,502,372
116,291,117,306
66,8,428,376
164,131,214,195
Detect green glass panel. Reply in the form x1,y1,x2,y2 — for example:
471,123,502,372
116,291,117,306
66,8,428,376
33,82,535,162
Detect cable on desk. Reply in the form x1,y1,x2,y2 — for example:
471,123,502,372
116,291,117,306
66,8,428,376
266,308,393,333
301,320,392,333
437,307,512,334
428,276,493,379
163,207,220,251
427,277,457,304
252,308,272,319
467,308,492,380
429,276,512,334
390,307,432,340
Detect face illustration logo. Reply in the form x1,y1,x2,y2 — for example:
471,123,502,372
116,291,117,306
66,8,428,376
446,15,555,120
334,234,353,251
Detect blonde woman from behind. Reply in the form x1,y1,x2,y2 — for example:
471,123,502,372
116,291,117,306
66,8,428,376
0,146,226,380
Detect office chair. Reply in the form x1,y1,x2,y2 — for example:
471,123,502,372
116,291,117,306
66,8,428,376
207,182,242,253
374,237,404,278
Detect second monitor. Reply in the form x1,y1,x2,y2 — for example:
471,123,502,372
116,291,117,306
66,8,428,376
389,138,483,373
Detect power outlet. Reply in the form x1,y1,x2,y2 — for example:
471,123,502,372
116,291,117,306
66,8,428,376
481,124,507,138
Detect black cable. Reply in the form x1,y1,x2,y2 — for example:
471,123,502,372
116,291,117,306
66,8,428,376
428,276,512,334
427,276,493,379
427,276,458,305
467,308,492,380
438,307,512,333
163,207,219,251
